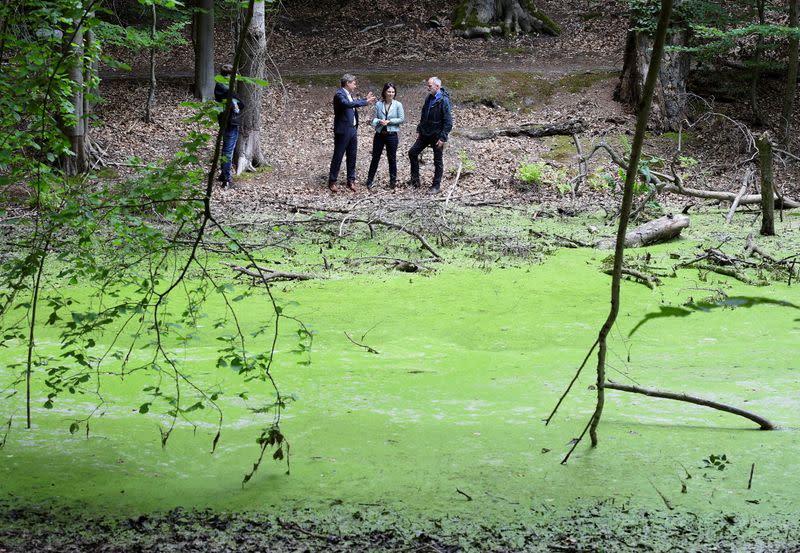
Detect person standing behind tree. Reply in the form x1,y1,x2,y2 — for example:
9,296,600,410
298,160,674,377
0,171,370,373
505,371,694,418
214,63,244,188
328,74,376,193
408,76,453,193
365,82,405,192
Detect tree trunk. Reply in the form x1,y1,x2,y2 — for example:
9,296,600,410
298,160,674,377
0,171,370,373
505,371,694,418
781,0,799,143
749,0,766,126
61,20,89,175
452,0,560,38
235,0,267,173
192,0,215,101
144,3,156,124
615,3,689,132
758,132,775,236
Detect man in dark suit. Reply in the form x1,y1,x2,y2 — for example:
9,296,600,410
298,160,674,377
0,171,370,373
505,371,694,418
328,74,375,193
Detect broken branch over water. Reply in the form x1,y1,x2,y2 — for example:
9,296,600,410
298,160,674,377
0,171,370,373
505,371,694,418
604,381,775,430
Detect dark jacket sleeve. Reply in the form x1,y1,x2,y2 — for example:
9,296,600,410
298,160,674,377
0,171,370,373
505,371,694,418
439,97,453,142
334,89,368,109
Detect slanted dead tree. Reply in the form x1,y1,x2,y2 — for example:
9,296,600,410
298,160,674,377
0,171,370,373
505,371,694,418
545,0,776,464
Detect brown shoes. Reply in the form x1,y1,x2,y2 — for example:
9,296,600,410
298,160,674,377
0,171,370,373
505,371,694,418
328,181,338,193
347,180,357,192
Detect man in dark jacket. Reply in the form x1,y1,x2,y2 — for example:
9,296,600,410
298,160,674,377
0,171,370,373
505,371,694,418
328,73,375,193
214,63,244,188
409,76,453,193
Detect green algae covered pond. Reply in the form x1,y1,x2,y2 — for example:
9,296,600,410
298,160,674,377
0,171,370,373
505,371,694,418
1,212,800,551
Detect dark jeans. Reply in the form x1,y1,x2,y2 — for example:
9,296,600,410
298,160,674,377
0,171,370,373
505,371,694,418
219,126,239,182
408,135,444,187
366,132,399,185
328,127,358,183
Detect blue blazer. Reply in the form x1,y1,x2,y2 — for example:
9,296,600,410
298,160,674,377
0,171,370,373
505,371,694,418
333,88,368,134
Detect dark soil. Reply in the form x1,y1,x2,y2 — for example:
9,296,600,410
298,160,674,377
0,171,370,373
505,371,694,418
2,500,799,552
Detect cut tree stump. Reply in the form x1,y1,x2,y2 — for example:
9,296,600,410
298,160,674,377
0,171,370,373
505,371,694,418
454,118,583,141
595,214,689,249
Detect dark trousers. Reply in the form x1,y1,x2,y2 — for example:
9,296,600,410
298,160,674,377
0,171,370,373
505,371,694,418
219,126,239,182
366,132,399,185
328,127,358,183
408,135,444,187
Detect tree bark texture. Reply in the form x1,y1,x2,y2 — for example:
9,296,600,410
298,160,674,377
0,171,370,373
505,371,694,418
749,0,766,126
61,21,89,175
758,132,775,236
235,0,267,173
781,0,799,143
615,5,689,132
589,0,674,447
192,0,215,102
595,214,689,249
145,3,156,124
452,0,560,38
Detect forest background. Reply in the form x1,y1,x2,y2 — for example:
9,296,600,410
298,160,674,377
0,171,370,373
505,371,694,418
1,0,800,550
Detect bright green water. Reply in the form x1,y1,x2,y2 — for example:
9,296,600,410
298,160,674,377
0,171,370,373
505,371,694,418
1,245,799,524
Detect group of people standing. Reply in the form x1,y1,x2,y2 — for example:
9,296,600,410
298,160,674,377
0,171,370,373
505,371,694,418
214,67,453,193
327,74,453,194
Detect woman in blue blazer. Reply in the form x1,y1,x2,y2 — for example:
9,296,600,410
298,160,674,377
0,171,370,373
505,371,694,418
365,82,405,191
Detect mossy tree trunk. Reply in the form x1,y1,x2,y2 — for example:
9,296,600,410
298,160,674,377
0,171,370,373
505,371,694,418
235,0,267,173
615,1,689,132
452,0,560,38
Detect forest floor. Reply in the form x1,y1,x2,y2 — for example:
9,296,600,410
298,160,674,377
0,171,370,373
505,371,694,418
3,0,800,551
91,0,800,224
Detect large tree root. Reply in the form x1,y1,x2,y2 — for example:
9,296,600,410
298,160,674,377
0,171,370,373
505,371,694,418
605,381,775,430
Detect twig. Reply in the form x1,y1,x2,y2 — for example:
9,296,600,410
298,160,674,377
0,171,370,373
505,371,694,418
726,168,753,224
345,217,442,260
605,381,775,430
444,160,463,213
224,263,315,282
456,488,473,501
545,338,599,425
359,22,384,32
603,267,661,289
277,518,335,541
649,479,674,510
359,37,384,48
747,462,755,489
344,331,379,354
560,416,594,464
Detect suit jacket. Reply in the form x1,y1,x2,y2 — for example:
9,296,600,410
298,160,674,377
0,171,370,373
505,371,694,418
333,88,368,134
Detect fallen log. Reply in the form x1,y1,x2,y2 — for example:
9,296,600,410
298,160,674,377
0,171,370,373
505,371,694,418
225,263,314,283
595,213,690,249
455,118,584,141
661,183,800,208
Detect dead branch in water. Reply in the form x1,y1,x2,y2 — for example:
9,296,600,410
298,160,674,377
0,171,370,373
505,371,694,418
605,381,775,430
